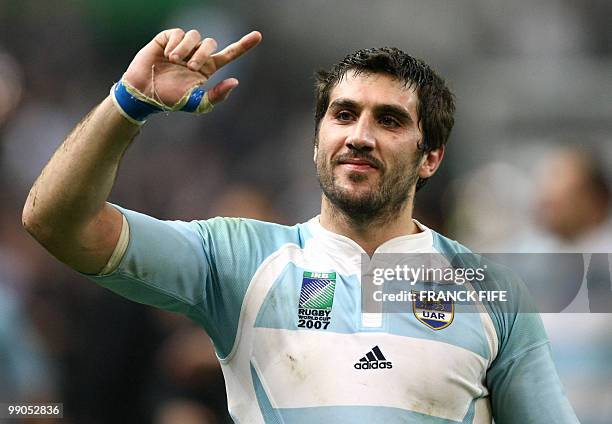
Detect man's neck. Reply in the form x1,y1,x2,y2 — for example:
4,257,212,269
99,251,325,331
319,196,420,256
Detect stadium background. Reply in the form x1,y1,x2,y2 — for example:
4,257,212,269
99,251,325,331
0,0,610,422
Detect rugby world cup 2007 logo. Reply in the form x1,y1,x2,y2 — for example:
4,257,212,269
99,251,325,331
298,271,336,330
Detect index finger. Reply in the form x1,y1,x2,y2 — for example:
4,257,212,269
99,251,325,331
211,31,262,70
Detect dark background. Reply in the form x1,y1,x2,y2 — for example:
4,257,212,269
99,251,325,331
1,1,611,423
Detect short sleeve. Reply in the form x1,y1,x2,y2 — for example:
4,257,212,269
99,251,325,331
81,204,306,358
82,205,217,334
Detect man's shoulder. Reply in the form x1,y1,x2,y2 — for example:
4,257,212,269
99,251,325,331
431,229,523,289
430,229,473,256
192,216,309,235
190,216,313,250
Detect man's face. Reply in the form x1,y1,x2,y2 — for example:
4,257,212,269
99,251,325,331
315,71,425,221
535,152,598,240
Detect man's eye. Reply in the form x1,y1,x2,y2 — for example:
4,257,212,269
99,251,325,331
380,116,400,127
336,111,353,121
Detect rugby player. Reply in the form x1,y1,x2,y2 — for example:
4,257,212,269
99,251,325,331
22,28,578,423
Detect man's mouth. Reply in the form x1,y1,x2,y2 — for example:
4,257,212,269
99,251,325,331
341,163,376,172
337,158,380,172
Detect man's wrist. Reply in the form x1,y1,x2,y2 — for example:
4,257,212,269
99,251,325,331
110,79,164,125
109,76,215,125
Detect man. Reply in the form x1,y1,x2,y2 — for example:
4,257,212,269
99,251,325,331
519,146,612,423
23,29,578,423
534,146,612,252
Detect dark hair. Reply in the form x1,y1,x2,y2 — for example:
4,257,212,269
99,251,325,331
314,47,455,190
571,147,611,203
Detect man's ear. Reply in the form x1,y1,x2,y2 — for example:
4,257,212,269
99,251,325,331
418,145,445,178
313,144,318,163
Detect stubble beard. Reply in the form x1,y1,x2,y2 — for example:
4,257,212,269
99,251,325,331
316,150,422,227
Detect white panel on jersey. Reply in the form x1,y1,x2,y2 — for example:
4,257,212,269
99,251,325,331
464,282,499,367
473,396,493,423
251,328,488,422
221,243,310,424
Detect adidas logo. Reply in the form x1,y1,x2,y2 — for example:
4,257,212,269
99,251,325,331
354,346,393,370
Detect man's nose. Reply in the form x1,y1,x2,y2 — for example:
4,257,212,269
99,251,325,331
345,116,375,150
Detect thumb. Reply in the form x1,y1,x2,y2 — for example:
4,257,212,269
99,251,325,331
207,78,239,105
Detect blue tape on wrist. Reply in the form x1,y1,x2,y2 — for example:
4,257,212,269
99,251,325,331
113,80,164,123
180,86,205,113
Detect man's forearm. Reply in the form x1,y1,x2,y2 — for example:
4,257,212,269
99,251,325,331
22,95,139,271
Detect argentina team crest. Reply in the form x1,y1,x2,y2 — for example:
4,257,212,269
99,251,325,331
297,271,336,330
412,290,454,330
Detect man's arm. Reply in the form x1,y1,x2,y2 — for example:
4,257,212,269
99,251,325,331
22,28,262,274
22,98,136,274
476,257,580,423
487,339,579,424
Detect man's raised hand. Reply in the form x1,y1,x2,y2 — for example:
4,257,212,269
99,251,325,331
123,28,262,108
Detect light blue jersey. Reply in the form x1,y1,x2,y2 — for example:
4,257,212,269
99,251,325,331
85,204,579,423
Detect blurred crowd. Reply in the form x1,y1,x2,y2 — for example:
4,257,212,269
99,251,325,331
0,0,611,423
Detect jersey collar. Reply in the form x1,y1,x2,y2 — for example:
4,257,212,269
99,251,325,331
306,215,434,257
